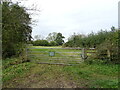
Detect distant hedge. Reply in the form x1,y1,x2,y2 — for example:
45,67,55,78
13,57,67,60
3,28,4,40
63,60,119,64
32,40,58,46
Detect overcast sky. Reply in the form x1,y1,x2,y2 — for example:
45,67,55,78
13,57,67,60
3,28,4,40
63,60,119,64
16,0,119,41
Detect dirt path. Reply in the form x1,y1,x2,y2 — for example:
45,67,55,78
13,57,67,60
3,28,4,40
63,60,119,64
5,64,82,88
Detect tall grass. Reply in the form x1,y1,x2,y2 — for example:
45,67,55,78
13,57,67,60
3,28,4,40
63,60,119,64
2,58,35,83
62,63,118,88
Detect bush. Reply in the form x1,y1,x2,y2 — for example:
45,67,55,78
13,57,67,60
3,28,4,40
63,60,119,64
2,2,32,58
94,41,118,64
49,41,58,46
33,40,49,46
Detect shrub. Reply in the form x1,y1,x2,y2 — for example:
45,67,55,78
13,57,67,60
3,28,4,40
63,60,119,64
33,40,49,46
95,41,118,64
49,41,58,46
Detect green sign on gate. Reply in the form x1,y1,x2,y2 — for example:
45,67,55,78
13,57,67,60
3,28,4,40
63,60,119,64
49,51,55,56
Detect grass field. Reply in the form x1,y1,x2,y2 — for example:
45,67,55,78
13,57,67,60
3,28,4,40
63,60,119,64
2,46,118,88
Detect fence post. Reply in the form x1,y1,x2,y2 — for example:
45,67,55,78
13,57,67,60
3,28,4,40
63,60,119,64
81,48,88,60
107,49,111,60
26,47,28,61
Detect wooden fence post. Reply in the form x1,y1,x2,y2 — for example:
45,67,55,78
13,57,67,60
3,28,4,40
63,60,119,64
81,48,88,60
107,49,111,60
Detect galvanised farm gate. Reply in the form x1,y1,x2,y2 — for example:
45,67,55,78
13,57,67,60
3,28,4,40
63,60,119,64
27,47,95,65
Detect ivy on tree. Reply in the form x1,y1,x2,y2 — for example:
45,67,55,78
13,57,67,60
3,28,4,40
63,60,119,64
2,1,32,58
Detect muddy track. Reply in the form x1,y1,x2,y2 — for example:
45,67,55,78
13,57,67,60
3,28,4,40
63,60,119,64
3,64,82,88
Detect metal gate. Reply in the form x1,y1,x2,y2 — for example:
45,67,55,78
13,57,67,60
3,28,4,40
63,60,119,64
27,47,84,65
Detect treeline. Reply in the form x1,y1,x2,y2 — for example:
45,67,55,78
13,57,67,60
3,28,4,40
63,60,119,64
32,40,58,46
64,27,119,63
32,32,65,46
2,1,32,58
64,27,118,48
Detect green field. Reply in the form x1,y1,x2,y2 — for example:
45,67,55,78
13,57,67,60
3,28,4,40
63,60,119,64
2,46,118,88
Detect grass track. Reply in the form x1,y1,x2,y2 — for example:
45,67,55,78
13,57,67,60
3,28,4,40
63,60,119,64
2,46,118,88
3,62,118,88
